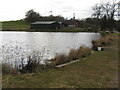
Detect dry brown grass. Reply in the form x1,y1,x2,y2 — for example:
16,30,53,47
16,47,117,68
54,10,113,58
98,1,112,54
20,56,45,74
2,63,19,75
69,46,91,60
52,46,91,65
92,34,114,50
100,35,113,46
76,46,91,58
68,50,78,60
2,46,92,74
53,54,69,65
2,56,45,74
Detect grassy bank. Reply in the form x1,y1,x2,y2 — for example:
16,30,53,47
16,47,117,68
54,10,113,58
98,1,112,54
2,33,118,88
2,20,30,31
2,46,92,74
2,20,91,32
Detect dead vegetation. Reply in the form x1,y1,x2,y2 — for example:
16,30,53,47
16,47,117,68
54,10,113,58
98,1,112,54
92,34,114,50
52,46,91,66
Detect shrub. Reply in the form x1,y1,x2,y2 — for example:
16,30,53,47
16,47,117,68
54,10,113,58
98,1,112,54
100,35,113,46
92,40,101,50
68,50,78,60
2,63,19,75
76,46,91,58
92,34,114,51
45,62,55,69
53,46,91,66
20,56,45,74
53,54,69,65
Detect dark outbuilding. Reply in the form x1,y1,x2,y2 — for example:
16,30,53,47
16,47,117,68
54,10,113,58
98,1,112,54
31,21,60,30
59,22,68,28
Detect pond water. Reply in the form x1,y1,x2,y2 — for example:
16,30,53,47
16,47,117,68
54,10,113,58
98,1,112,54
0,31,101,67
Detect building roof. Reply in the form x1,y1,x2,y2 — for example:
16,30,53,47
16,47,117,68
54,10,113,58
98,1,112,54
31,21,57,24
58,22,63,24
63,20,79,25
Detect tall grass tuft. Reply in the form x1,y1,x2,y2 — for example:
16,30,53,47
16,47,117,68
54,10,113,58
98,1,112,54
76,46,91,58
53,54,69,65
52,46,91,66
100,35,113,46
68,50,78,60
92,34,114,50
2,63,19,75
68,46,91,60
20,56,45,74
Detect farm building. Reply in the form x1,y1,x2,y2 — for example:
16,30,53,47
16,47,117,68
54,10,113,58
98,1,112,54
59,22,68,28
31,21,60,30
63,20,80,28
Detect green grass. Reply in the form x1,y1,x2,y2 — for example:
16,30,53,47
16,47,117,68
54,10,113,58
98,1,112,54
2,20,30,31
2,33,118,88
1,20,90,32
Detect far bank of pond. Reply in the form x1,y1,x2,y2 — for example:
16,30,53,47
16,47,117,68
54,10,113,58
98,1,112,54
2,20,94,32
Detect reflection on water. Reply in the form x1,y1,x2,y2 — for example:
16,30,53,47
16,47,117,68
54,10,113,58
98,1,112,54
0,32,101,67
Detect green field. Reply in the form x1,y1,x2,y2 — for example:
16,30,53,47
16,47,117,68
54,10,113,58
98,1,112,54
2,33,118,88
2,20,89,32
2,20,30,31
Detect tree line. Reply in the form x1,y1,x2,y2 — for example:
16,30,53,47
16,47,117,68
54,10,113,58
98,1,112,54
25,9,65,23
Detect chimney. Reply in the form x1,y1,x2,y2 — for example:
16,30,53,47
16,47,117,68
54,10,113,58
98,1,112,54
73,13,75,20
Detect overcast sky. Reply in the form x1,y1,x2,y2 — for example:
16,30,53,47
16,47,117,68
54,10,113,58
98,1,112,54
0,0,119,21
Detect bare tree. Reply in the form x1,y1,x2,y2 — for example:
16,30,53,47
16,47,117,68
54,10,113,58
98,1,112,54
92,0,118,30
92,4,103,19
92,0,118,19
102,1,118,19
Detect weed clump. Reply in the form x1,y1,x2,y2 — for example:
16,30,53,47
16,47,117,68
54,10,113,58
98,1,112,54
2,63,19,75
53,54,69,65
92,34,113,51
20,56,45,74
52,46,91,66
